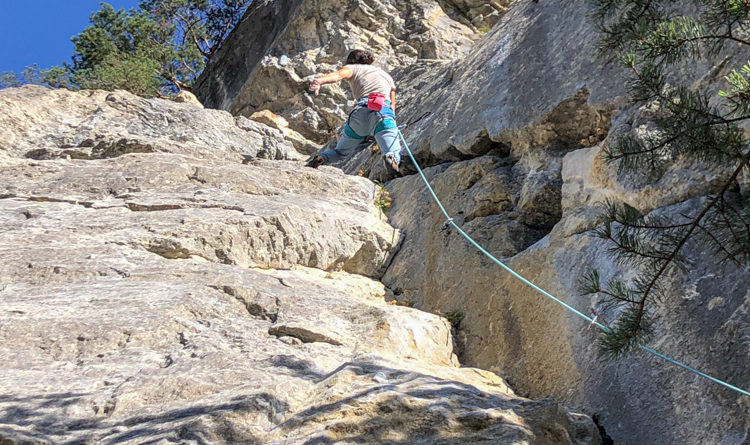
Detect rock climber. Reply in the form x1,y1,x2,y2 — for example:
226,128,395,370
306,49,402,170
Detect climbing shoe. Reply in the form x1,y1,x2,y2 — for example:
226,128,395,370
305,155,325,169
385,154,399,171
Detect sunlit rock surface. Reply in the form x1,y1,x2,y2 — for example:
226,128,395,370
198,0,750,443
0,86,600,444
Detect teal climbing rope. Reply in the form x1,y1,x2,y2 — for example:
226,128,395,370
395,129,750,398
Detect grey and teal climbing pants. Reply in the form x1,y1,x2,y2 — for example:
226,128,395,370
319,99,402,165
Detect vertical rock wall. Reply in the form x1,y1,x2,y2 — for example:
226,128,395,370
195,0,750,444
196,0,491,143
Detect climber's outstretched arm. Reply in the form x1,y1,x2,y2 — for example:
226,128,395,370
311,66,353,93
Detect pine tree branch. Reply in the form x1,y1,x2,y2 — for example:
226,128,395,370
598,288,641,304
181,59,198,79
614,217,693,230
721,195,750,237
175,11,211,58
718,206,745,258
626,159,747,342
673,33,750,46
630,63,738,123
611,62,750,163
696,221,738,262
596,1,662,57
590,0,750,358
607,129,682,160
716,195,750,261
602,228,672,261
606,113,749,162
164,72,191,91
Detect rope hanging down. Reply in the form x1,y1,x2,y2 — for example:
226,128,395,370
394,129,750,398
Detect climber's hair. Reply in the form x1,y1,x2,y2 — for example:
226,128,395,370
345,49,375,65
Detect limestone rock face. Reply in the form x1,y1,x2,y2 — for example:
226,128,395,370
384,146,750,445
0,86,600,444
250,109,322,155
372,2,750,444
395,0,746,167
174,90,203,107
197,0,750,443
195,0,504,143
0,86,301,162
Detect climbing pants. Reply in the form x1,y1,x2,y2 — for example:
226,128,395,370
319,103,402,165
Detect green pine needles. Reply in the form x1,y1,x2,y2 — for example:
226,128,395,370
0,1,250,97
72,0,250,96
583,0,750,358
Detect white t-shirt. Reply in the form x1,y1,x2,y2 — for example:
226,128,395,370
345,64,396,99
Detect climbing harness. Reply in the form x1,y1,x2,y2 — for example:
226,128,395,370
343,96,397,140
394,127,750,398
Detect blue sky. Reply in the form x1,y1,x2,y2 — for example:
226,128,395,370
0,1,142,73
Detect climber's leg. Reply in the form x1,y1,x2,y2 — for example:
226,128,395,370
318,107,370,164
373,124,401,168
319,125,365,164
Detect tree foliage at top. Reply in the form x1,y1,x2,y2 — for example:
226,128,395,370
0,0,250,97
0,65,70,89
72,0,250,96
140,0,249,60
580,0,750,358
70,3,174,97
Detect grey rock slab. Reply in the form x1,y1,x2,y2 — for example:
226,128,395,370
0,86,600,444
0,236,598,444
0,86,301,162
382,149,750,445
264,357,599,445
0,159,399,278
367,1,750,443
387,0,747,170
383,156,554,303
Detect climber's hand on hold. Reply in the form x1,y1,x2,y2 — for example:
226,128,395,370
309,78,321,96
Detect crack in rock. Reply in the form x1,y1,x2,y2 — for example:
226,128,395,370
268,325,343,346
212,286,280,322
125,202,244,213
143,240,194,260
24,138,156,161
